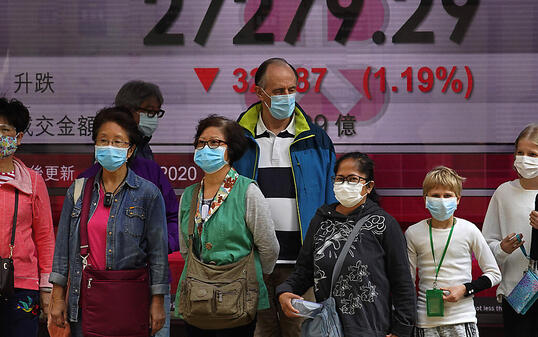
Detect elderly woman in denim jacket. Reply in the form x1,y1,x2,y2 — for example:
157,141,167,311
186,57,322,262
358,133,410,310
49,107,169,336
0,98,55,337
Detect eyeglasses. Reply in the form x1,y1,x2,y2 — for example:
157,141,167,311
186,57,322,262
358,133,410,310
332,175,369,185
96,139,131,148
137,107,165,118
0,124,16,136
195,139,227,150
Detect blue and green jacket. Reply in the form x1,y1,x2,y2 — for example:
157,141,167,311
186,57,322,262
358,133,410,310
235,102,337,241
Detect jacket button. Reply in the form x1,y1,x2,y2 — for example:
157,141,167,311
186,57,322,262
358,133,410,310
114,199,118,202
111,215,114,218
205,243,213,250
108,232,112,235
108,249,112,253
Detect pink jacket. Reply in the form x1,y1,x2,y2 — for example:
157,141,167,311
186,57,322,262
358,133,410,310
0,157,54,290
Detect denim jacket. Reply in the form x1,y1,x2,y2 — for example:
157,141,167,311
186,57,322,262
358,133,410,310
50,169,169,322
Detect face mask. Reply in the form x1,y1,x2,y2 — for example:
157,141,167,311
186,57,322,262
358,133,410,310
194,146,228,174
95,145,129,172
514,155,538,179
138,113,159,137
261,89,296,120
426,197,458,221
0,134,18,158
333,182,367,208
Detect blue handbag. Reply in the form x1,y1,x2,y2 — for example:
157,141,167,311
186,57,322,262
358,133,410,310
300,216,370,337
506,261,538,315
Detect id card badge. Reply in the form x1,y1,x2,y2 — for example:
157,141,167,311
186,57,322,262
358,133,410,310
426,289,444,317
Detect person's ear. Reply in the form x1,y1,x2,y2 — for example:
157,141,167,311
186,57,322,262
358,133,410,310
255,86,266,101
456,195,461,205
15,132,23,146
365,181,375,194
127,145,136,159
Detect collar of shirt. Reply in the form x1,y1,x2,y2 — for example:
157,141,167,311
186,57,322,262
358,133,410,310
255,112,295,139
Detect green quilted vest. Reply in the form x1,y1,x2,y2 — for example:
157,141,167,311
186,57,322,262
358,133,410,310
174,175,269,314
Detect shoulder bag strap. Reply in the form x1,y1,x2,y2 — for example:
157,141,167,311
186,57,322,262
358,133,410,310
79,177,95,267
8,190,19,259
187,183,201,239
330,215,370,292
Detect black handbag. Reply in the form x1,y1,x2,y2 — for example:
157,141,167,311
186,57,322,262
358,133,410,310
0,190,19,301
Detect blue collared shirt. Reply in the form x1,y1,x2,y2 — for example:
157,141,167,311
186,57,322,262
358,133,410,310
50,169,169,322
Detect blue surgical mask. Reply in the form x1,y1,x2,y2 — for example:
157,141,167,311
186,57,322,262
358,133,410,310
425,197,458,221
261,88,296,120
95,145,129,172
194,146,228,174
139,113,159,137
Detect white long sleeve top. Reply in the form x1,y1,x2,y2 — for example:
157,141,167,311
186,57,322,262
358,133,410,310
406,217,501,328
482,179,538,299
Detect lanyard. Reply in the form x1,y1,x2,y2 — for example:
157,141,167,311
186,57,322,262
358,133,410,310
428,218,456,288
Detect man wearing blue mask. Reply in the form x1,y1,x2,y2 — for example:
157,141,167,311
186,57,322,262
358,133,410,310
115,80,165,161
235,58,337,337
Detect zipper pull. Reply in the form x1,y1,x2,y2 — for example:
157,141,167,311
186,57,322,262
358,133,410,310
218,291,223,303
87,278,92,288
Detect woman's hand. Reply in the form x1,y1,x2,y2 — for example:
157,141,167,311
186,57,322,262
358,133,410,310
40,290,51,319
530,210,538,230
500,233,525,254
386,334,398,337
441,284,466,303
278,292,303,318
49,285,67,328
149,295,165,335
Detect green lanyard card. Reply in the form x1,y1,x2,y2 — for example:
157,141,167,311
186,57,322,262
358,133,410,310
426,288,444,316
425,218,455,317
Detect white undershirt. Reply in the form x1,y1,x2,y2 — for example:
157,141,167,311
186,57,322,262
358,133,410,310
482,179,538,299
406,217,501,328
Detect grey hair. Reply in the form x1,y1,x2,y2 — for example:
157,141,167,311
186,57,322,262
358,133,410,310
114,80,163,110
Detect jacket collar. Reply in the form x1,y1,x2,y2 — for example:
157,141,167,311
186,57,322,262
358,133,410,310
93,167,140,190
238,102,312,138
3,157,33,194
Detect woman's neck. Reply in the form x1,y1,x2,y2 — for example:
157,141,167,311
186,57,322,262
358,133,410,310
430,216,455,229
203,165,231,187
101,165,128,192
520,176,538,190
0,156,15,173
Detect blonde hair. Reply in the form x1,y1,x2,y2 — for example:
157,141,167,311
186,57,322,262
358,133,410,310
423,166,466,197
515,123,538,151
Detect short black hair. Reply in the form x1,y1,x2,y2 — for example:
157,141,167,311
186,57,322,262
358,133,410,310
334,152,380,204
254,58,298,88
0,97,30,133
114,80,163,111
193,115,248,166
92,106,143,147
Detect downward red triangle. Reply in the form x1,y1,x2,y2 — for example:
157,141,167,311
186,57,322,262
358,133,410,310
194,68,219,92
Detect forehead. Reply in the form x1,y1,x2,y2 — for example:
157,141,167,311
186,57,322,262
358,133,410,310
140,96,161,109
96,121,129,138
516,138,538,151
199,126,225,139
263,64,297,89
336,158,365,176
0,116,12,126
426,185,456,195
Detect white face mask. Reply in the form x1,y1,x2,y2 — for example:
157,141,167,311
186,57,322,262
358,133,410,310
333,182,367,208
514,155,538,179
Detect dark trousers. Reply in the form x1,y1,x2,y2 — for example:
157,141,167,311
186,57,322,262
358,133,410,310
185,318,257,337
502,298,538,337
0,288,40,337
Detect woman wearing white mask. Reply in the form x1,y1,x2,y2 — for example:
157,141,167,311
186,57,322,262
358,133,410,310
482,123,538,337
174,115,279,337
277,152,416,337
